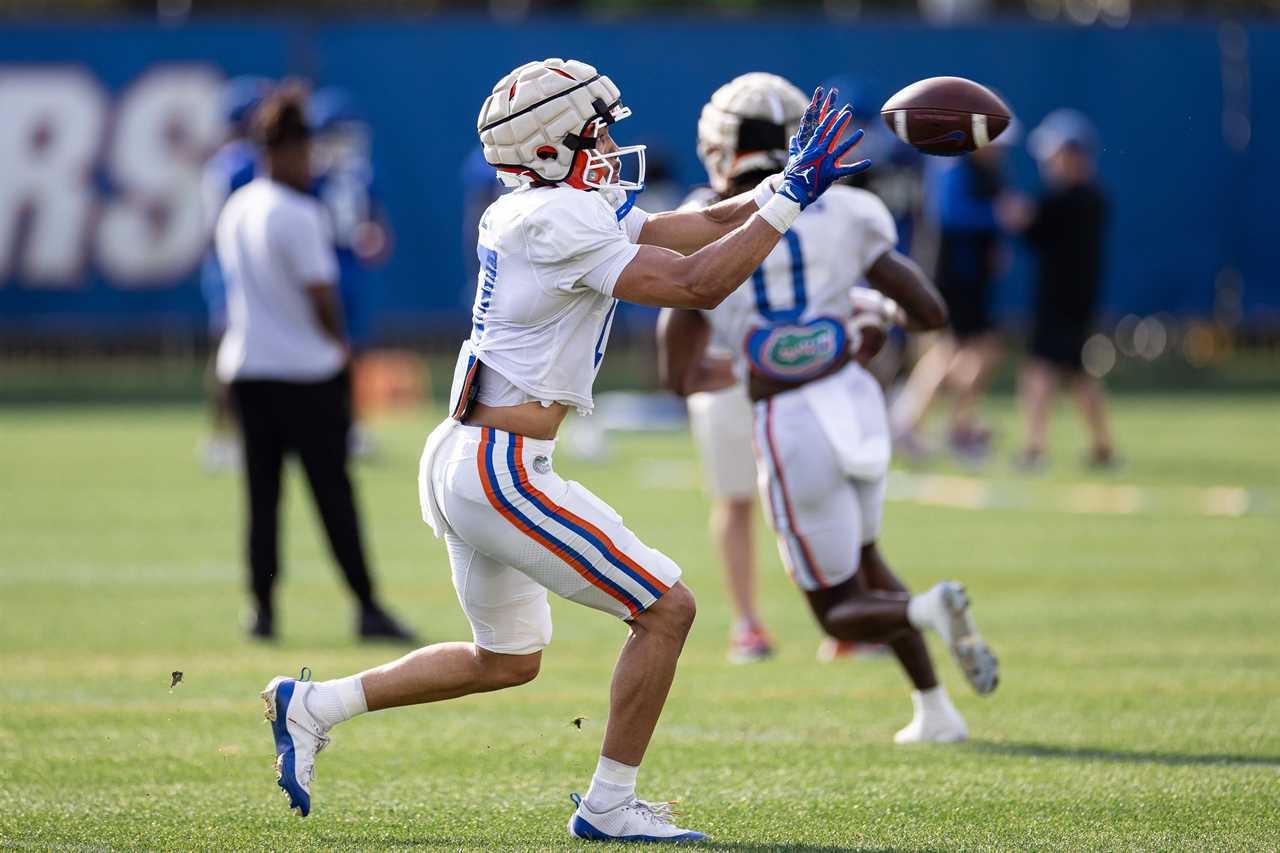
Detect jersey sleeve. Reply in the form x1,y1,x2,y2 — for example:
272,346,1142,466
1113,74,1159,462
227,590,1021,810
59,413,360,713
275,200,339,288
525,192,640,297
620,204,648,243
837,189,899,274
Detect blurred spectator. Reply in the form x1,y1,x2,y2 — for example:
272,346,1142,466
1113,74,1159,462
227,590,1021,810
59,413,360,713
215,86,415,643
198,75,271,473
891,133,1015,463
1001,109,1115,469
310,86,392,459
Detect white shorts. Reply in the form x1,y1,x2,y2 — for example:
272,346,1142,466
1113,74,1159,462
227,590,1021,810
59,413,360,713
753,364,888,592
420,424,682,655
687,384,757,501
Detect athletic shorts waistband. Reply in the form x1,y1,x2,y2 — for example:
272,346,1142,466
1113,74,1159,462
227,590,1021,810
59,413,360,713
453,422,557,457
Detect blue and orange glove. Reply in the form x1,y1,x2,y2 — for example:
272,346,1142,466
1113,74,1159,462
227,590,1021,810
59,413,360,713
777,87,871,210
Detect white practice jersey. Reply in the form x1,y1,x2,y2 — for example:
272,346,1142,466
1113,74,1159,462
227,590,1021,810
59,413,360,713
462,185,647,414
701,184,897,379
215,178,344,383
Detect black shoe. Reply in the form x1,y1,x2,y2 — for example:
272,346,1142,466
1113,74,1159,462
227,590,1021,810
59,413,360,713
245,608,275,642
1086,447,1121,471
358,604,417,643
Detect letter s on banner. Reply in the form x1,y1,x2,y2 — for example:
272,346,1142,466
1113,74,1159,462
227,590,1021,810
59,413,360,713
0,68,107,287
96,65,223,287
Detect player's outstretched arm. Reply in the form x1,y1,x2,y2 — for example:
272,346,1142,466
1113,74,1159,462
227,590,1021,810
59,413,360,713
637,190,770,257
636,87,871,257
618,89,871,310
865,249,949,331
615,216,788,309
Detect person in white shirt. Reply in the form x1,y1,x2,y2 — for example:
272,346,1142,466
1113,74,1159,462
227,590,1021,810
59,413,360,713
258,58,868,841
216,86,414,644
659,72,999,747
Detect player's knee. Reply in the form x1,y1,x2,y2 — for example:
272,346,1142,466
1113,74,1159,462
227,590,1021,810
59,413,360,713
654,582,697,637
477,648,542,689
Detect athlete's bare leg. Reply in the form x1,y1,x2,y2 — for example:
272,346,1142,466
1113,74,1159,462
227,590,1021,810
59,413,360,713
948,333,1003,437
600,583,697,765
360,584,694,764
891,333,955,436
359,583,696,755
713,498,761,629
804,568,911,645
858,544,939,691
803,547,939,693
361,644,541,710
1072,374,1114,460
1019,358,1059,456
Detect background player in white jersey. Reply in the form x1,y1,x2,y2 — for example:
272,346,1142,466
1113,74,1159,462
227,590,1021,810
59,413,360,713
258,58,870,842
660,72,999,745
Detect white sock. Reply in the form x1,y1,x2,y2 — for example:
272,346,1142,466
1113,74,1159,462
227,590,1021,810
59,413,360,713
304,676,368,730
915,685,955,718
583,755,639,813
906,585,940,633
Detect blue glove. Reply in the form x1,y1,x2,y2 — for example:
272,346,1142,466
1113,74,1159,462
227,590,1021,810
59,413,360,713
778,87,871,210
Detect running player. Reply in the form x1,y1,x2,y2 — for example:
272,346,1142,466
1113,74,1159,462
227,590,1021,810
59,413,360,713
259,58,868,842
660,72,999,745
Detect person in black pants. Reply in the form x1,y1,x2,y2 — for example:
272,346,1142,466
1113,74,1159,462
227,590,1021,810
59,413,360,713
213,85,415,642
1001,109,1116,469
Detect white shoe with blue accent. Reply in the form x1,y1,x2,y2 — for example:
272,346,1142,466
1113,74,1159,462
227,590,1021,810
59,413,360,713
567,792,708,843
260,669,331,817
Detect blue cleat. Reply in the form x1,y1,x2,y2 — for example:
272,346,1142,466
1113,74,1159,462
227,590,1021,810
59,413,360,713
568,792,708,843
260,669,331,817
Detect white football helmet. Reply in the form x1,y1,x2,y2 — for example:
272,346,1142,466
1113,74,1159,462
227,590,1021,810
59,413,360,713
478,58,645,192
697,72,809,194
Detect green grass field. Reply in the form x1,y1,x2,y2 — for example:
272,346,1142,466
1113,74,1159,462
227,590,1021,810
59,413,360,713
2,393,1278,851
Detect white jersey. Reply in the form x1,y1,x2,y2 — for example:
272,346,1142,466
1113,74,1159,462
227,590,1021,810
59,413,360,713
215,178,344,383
702,184,897,380
457,185,647,415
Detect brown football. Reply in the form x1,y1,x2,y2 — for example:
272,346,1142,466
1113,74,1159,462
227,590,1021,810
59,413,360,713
880,77,1011,156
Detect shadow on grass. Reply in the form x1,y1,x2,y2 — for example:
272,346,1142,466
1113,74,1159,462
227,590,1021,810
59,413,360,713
970,740,1280,768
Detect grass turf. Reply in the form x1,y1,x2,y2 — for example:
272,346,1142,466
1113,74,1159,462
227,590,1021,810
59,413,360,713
1,393,1277,851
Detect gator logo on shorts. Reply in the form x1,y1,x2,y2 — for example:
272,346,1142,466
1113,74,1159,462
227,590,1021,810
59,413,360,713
746,316,848,382
532,454,552,475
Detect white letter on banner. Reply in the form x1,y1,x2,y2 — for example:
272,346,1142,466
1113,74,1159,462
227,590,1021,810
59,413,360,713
0,68,106,287
96,65,224,286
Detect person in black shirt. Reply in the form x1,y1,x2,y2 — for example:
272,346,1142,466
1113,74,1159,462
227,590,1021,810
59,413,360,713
1001,109,1115,468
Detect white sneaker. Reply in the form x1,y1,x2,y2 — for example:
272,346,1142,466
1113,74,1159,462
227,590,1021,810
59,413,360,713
567,793,708,843
918,582,999,695
260,670,331,816
894,693,969,744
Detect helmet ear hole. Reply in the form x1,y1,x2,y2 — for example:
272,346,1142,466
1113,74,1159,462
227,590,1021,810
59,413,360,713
536,146,558,160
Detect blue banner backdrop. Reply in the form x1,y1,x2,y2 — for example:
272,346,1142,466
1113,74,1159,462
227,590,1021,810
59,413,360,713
0,18,1275,339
